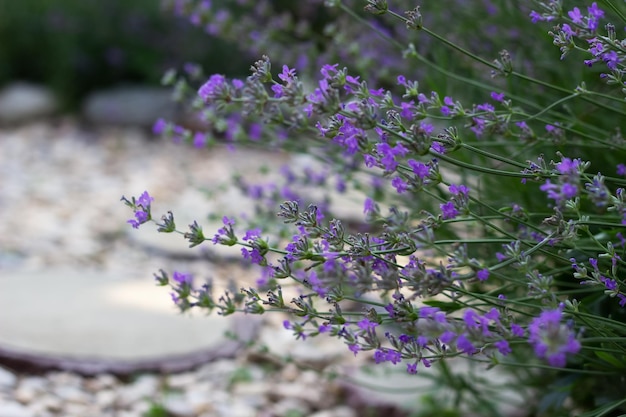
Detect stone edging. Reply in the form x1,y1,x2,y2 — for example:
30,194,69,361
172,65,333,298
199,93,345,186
0,316,260,377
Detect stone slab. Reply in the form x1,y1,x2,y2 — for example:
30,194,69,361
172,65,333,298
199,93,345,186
0,268,258,375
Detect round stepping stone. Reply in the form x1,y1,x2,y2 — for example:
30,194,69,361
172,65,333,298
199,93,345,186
0,268,259,375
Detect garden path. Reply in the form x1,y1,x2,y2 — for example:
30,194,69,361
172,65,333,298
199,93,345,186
0,120,399,417
0,119,523,417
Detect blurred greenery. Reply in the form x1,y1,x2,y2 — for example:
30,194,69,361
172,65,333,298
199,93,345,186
0,0,250,109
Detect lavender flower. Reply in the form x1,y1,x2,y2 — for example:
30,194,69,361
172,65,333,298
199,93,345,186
528,309,581,367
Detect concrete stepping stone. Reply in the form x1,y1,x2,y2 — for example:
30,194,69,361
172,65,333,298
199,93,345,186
0,268,259,375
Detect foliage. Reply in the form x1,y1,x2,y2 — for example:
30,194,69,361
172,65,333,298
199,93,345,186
123,1,626,415
0,0,248,109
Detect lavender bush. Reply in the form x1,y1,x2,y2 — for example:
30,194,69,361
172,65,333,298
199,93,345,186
123,1,626,415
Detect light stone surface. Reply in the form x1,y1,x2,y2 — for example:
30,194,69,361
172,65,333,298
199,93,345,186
0,83,58,124
0,366,17,389
82,86,178,127
0,268,233,359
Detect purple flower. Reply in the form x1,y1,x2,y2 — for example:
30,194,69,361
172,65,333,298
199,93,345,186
137,191,153,208
603,50,620,70
440,201,459,219
495,339,512,355
271,84,284,98
601,276,617,291
456,334,477,354
391,176,408,194
485,308,500,323
373,350,386,364
490,92,505,102
364,154,377,167
463,310,481,330
477,268,490,282
241,248,264,265
587,2,604,31
400,101,414,118
516,121,528,130
561,24,575,39
198,74,227,102
308,270,328,297
375,348,402,364
617,164,626,176
449,184,469,196
384,303,395,317
172,271,193,285
540,180,578,204
440,331,456,344
511,323,524,337
420,306,443,320
528,309,581,367
243,228,262,241
430,142,446,154
568,7,583,24
476,103,495,112
232,79,244,90
556,157,580,175
470,117,487,137
588,2,604,20
408,159,429,179
126,191,153,229
278,65,296,83
357,318,379,331
420,122,435,136
406,363,418,374
386,349,402,364
348,343,361,356
153,118,167,135
529,11,541,23
127,214,144,229
364,197,376,215
319,324,332,333
376,143,396,171
320,64,339,80
193,132,207,148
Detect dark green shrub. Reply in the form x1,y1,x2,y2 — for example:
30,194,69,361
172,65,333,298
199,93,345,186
0,0,249,109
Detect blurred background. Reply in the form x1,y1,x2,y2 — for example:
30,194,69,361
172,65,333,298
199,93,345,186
0,0,250,111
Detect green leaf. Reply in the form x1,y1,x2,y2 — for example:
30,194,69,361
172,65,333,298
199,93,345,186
422,300,464,313
576,398,626,417
594,351,626,370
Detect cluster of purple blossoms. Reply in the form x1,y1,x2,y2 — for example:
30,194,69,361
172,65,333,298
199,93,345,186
211,216,237,246
539,156,584,207
534,2,626,94
240,228,265,266
440,184,470,219
571,257,626,307
121,191,153,229
118,4,626,400
531,2,604,32
528,308,581,367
